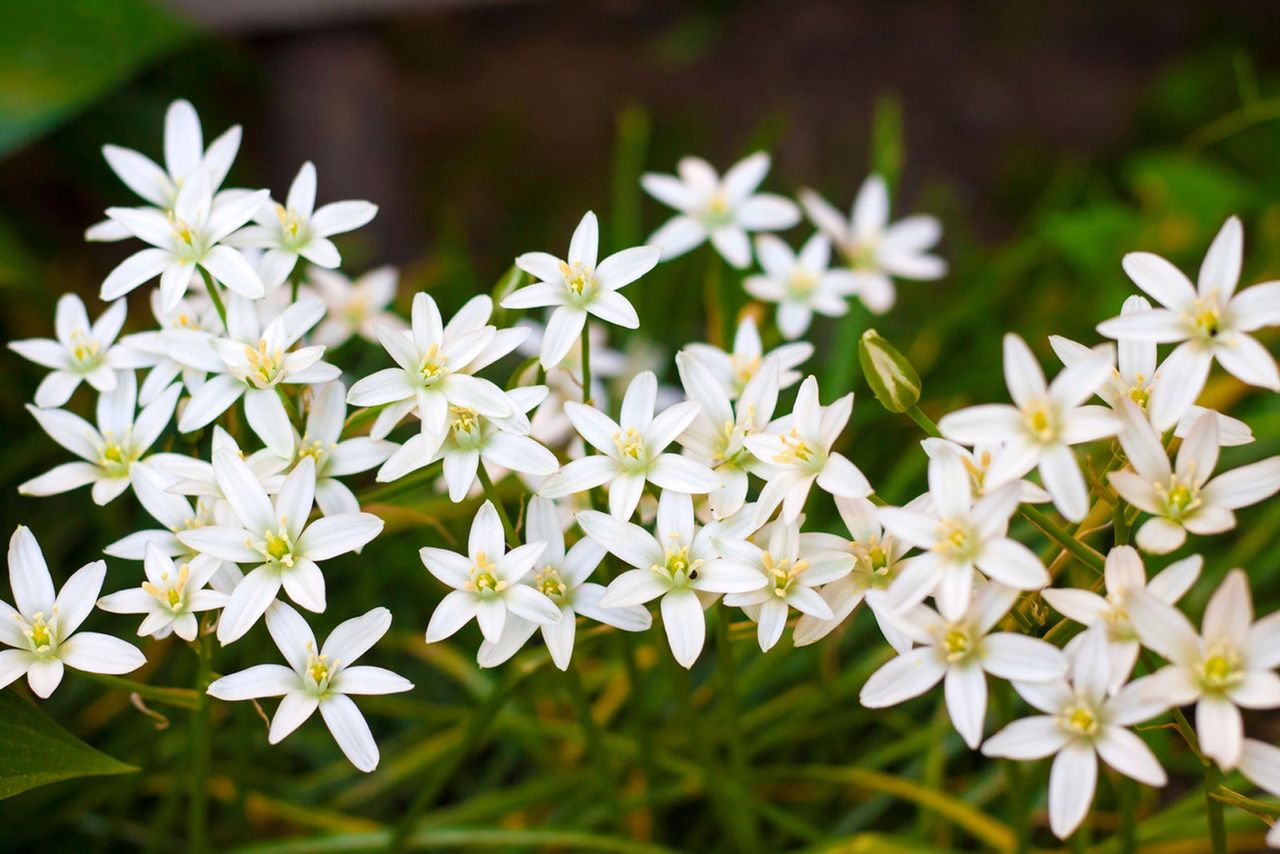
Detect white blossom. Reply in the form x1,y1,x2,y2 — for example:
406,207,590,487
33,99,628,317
683,314,811,399
744,234,859,339
98,543,227,641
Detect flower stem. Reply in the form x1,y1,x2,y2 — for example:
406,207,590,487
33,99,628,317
906,403,941,438
580,316,593,405
76,671,200,709
476,464,517,547
1204,761,1229,854
714,612,759,848
565,660,614,814
198,266,229,331
189,633,214,853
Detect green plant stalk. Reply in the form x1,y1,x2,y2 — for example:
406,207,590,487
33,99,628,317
476,464,517,547
566,659,615,819
190,633,214,853
198,267,228,331
77,671,201,709
714,611,758,846
1119,775,1137,854
1166,705,1225,854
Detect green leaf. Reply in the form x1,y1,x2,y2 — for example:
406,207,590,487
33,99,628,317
0,0,192,157
0,689,137,799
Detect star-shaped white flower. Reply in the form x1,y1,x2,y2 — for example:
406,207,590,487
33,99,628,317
920,437,1051,504
675,350,779,520
226,162,377,288
982,626,1167,839
585,490,763,668
938,333,1120,522
0,526,146,698
87,99,241,242
1126,568,1280,770
744,375,872,525
878,450,1048,620
744,233,860,339
477,497,652,670
1097,216,1280,429
118,289,223,406
422,501,560,645
288,381,396,515
1051,295,1253,446
97,544,227,641
10,294,145,408
207,601,412,772
540,371,720,519
308,266,405,349
504,211,660,368
642,152,800,269
102,167,267,311
683,314,812,399
177,453,384,644
172,295,340,457
346,292,513,457
379,386,558,501
719,517,853,651
1110,401,1280,554
799,175,946,313
793,495,918,651
1041,545,1201,693
860,581,1067,748
21,371,181,505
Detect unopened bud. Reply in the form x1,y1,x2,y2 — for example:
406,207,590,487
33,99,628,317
859,329,921,413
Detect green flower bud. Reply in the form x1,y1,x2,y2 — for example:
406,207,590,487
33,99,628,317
859,329,921,414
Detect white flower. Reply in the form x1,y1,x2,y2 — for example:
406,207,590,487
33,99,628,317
289,381,396,515
207,602,412,772
152,424,287,501
477,497,651,670
226,162,378,289
982,626,1167,839
744,234,859,339
743,375,872,525
718,517,853,651
422,501,560,645
504,211,660,368
88,99,241,241
920,437,1051,504
860,581,1067,748
379,386,558,500
684,314,812,399
1239,739,1280,847
173,295,339,457
177,453,384,644
1041,545,1201,694
118,289,223,406
97,544,227,641
642,152,800,268
346,292,513,457
586,490,763,668
878,451,1048,620
101,167,268,311
799,175,946,313
1110,401,1280,554
676,350,779,519
938,333,1120,522
1097,216,1280,429
0,526,146,698
793,495,917,651
539,371,720,519
308,266,405,349
9,295,144,408
1051,295,1254,446
1126,568,1280,770
21,371,181,505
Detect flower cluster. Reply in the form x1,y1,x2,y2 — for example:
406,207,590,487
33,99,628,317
7,99,1280,850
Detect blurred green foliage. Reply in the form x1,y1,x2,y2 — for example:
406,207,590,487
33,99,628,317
1,7,1280,853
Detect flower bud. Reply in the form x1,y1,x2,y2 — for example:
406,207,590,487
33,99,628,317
858,329,921,413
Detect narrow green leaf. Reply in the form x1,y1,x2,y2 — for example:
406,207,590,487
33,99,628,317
0,690,137,799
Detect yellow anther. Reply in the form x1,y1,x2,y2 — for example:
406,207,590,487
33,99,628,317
942,628,970,662
1023,402,1057,441
275,203,304,241
244,338,285,388
558,261,597,299
773,427,815,466
534,566,567,601
613,427,646,462
1063,704,1099,736
418,343,449,386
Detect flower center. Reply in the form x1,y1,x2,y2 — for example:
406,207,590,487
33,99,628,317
467,551,506,596
418,343,449,387
256,525,296,567
1157,474,1201,520
99,435,135,476
1189,295,1224,339
940,627,972,663
534,566,568,602
303,641,336,695
934,519,977,561
559,261,597,302
1021,400,1058,442
787,270,818,299
68,330,101,370
763,551,808,598
731,354,761,394
1198,645,1242,693
449,406,481,445
653,541,702,588
142,563,190,613
25,611,56,653
773,427,819,469
613,427,648,468
701,192,733,228
1061,703,1100,737
296,437,329,468
244,338,286,388
275,203,306,245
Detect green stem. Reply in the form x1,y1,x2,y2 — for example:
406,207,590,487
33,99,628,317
1113,497,1131,546
189,634,214,853
1205,761,1228,854
714,612,758,849
76,672,200,709
476,464,517,547
198,267,229,331
566,660,614,817
1119,776,1137,854
906,404,942,438
580,316,592,404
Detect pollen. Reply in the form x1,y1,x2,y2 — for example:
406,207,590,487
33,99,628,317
613,427,646,462
558,261,597,299
467,551,505,595
418,343,449,386
534,566,567,601
773,427,815,467
244,338,286,388
1062,704,1099,737
941,628,970,662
